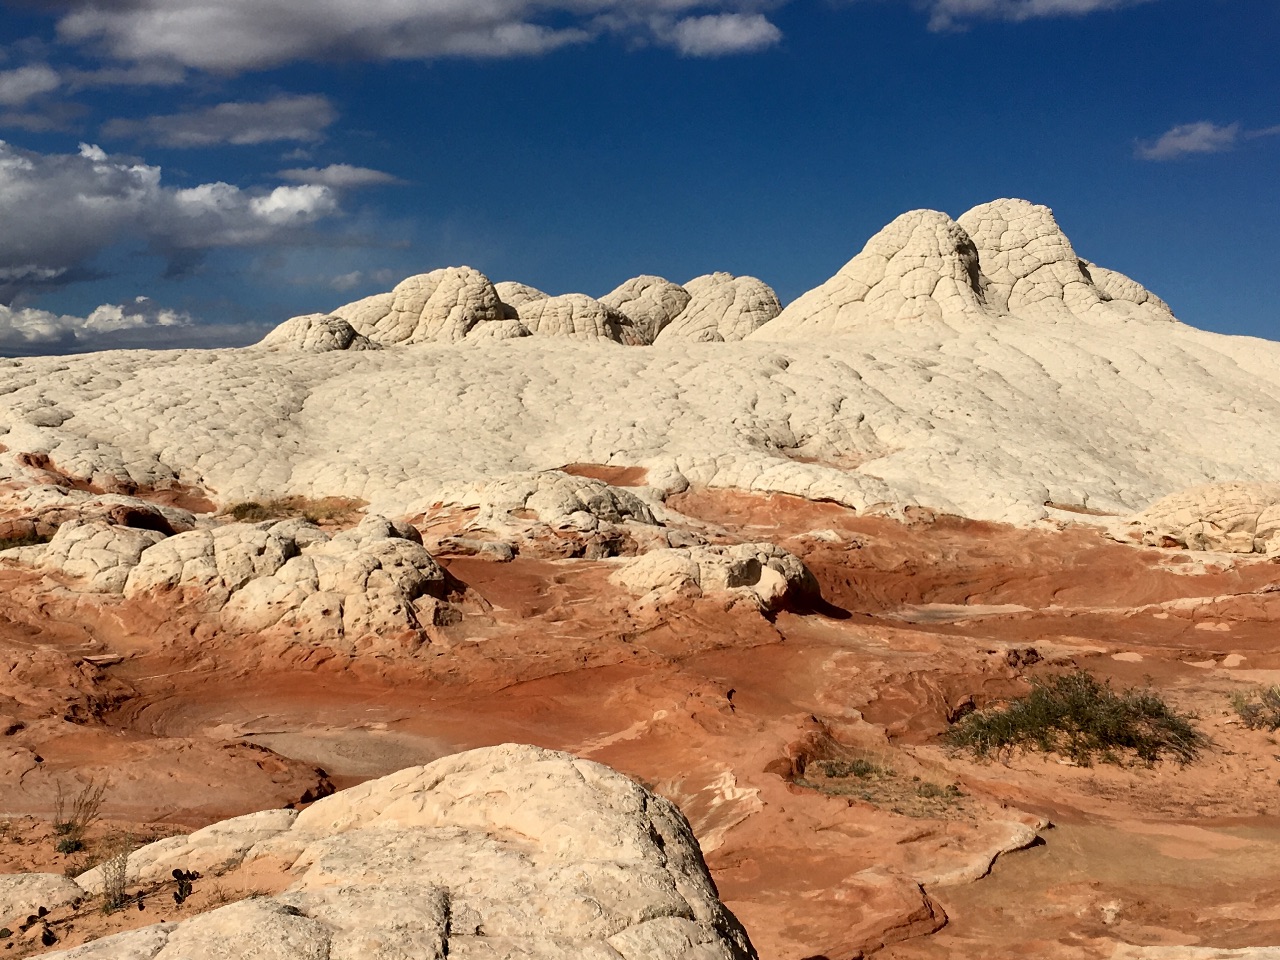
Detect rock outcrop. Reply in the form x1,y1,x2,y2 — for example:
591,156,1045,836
515,293,648,344
494,281,549,309
258,314,378,352
40,744,757,960
601,276,692,343
612,542,814,612
338,266,505,344
1130,482,1280,554
656,273,781,343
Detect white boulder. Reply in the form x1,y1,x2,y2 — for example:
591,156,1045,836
259,314,378,353
657,273,780,343
52,744,756,960
601,276,691,343
516,293,648,345
612,542,814,612
344,267,505,344
1131,482,1280,554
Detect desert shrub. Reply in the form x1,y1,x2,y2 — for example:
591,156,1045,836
224,496,364,525
100,834,135,913
945,670,1204,765
1230,685,1280,731
52,778,107,855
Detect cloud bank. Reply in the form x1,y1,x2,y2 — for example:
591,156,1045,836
0,140,341,298
48,0,787,70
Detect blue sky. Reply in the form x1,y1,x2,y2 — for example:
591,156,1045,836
0,0,1276,353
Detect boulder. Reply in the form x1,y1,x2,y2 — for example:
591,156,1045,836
471,471,658,531
494,281,550,309
343,267,505,344
612,542,814,612
11,519,167,593
601,276,691,343
656,273,780,343
516,293,648,345
258,314,378,353
1130,482,1280,554
54,745,757,960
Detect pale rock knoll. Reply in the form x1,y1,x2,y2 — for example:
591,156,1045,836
1129,482,1280,554
1,198,1278,528
27,744,756,960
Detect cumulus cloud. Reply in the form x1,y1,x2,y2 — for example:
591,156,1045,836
0,139,342,299
666,13,783,56
921,0,1155,29
48,0,784,70
1135,120,1280,161
101,93,336,147
0,296,191,352
277,164,405,189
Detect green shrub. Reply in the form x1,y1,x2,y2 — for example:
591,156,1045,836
1230,685,1280,732
945,670,1204,766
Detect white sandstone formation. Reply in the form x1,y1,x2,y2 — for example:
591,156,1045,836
494,280,550,308
338,266,505,344
515,292,648,344
50,744,757,960
656,273,781,343
601,275,692,343
1130,482,1280,554
258,314,377,353
464,318,530,341
2,199,1279,527
612,543,814,612
469,471,658,531
957,199,1177,324
7,519,167,593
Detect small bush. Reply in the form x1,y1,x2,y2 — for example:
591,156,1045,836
945,670,1204,766
224,496,364,526
52,778,107,856
1230,685,1280,732
100,834,135,913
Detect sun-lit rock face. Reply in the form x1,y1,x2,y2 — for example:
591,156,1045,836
656,272,781,343
1131,482,1280,555
516,292,649,344
259,313,378,352
752,209,987,339
601,275,692,343
494,280,550,309
43,744,757,960
339,266,506,344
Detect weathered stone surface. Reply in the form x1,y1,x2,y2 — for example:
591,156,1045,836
516,293,647,345
495,281,550,309
754,209,987,338
9,519,166,592
51,745,756,960
601,276,691,343
0,873,84,927
346,267,505,344
259,314,378,353
470,471,658,531
657,273,780,343
612,542,813,611
1131,482,1280,554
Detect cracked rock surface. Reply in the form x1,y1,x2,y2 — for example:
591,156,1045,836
45,744,757,960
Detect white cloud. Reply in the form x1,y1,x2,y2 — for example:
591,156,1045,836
0,297,192,349
667,13,782,56
1134,120,1280,162
50,0,784,71
1136,121,1239,160
0,139,344,297
922,0,1155,29
0,64,61,106
277,164,405,189
101,93,336,147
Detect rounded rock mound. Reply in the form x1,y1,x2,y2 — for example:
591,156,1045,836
1131,482,1280,554
753,208,987,339
337,266,505,344
601,275,692,343
258,314,378,352
517,292,648,344
657,272,781,343
39,744,757,960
